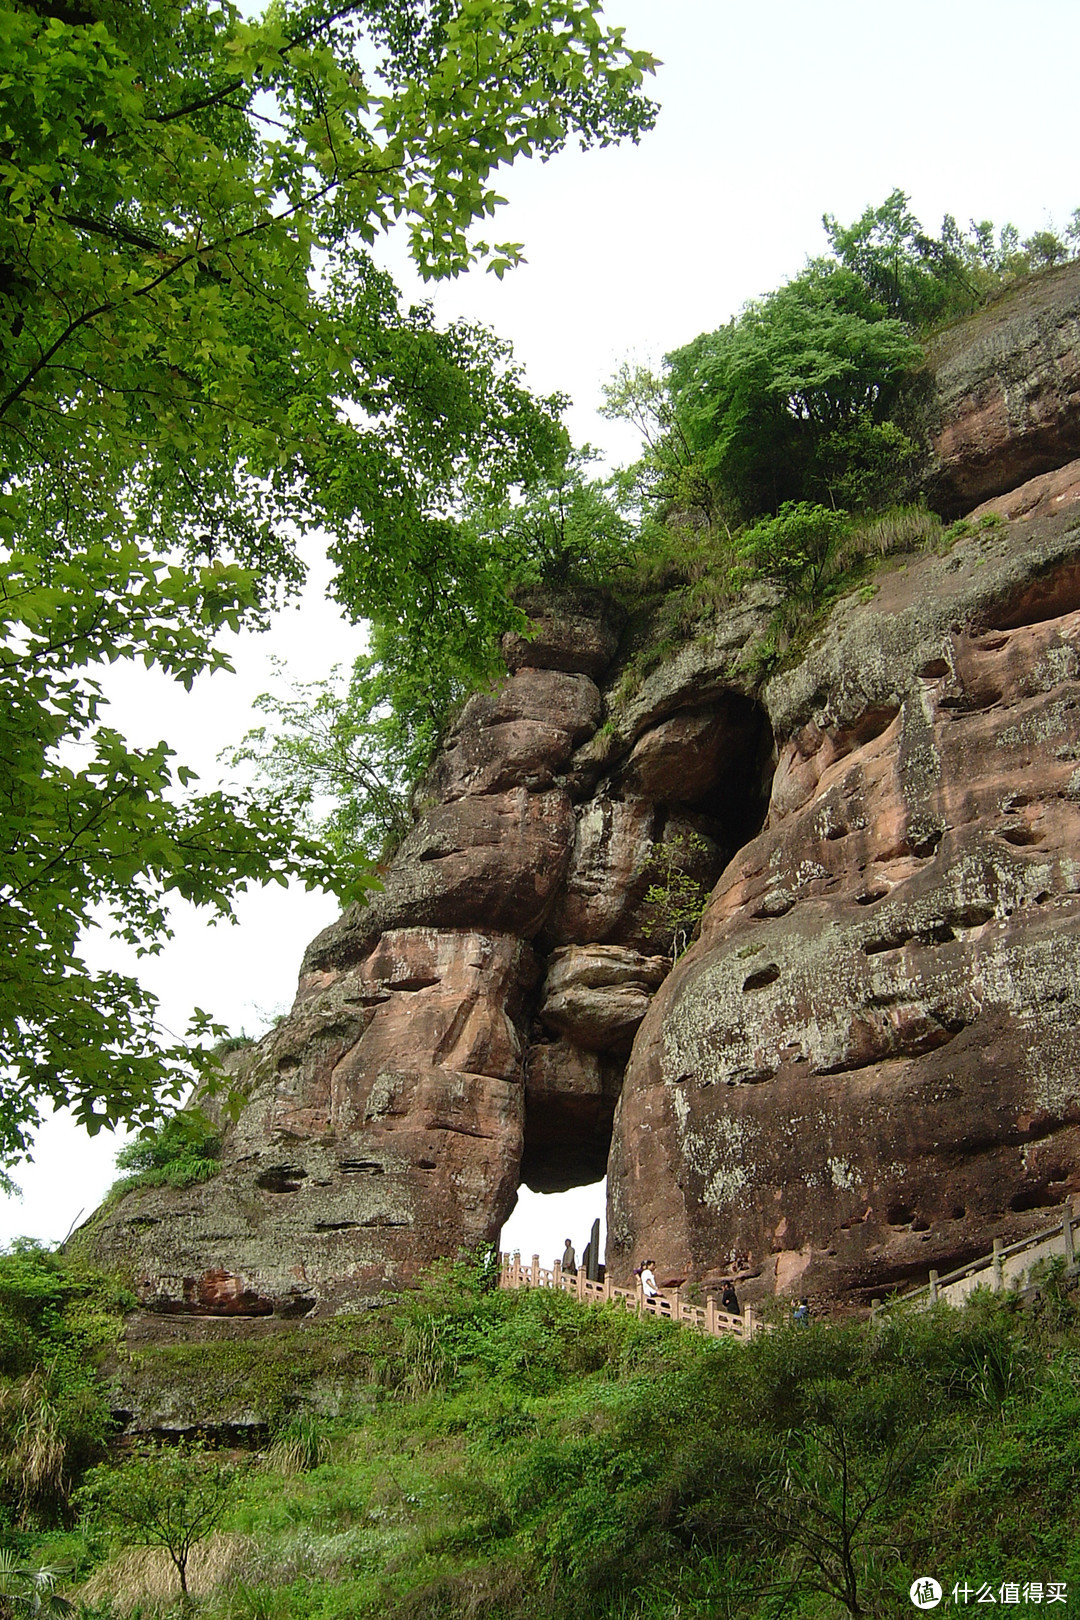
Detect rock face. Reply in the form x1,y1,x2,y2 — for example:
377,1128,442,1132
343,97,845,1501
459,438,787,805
609,505,1080,1302
919,260,1080,516
86,264,1080,1319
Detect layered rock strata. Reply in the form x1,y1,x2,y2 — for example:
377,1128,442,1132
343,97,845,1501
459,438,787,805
919,259,1080,515
87,592,771,1312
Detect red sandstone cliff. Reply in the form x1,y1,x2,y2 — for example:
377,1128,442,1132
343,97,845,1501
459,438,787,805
85,263,1080,1314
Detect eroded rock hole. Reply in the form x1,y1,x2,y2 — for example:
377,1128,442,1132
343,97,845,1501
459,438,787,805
256,1166,307,1193
499,1177,607,1278
1009,1185,1056,1213
520,1044,623,1193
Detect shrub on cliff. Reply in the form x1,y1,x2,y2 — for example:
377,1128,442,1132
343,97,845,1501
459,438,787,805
662,261,923,521
111,1112,222,1194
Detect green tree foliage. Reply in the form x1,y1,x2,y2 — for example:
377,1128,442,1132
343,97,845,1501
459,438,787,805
609,191,1080,543
1,0,656,622
601,360,718,524
229,457,638,866
0,543,347,1161
79,1443,239,1600
225,620,485,870
13,1262,1080,1613
0,0,657,1161
663,261,923,520
824,188,1080,328
735,500,852,609
639,830,712,959
468,453,637,589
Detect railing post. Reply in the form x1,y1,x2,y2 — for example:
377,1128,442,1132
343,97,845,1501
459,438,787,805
530,1254,540,1288
1064,1197,1077,1270
743,1305,754,1340
928,1269,939,1305
992,1238,1004,1290
576,1267,586,1301
870,1298,881,1320
705,1294,717,1336
553,1260,562,1289
602,1276,611,1301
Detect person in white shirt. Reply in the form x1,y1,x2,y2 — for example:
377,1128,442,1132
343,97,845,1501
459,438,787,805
640,1261,660,1304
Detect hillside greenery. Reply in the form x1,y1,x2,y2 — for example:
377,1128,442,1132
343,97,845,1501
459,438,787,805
1,1247,1078,1617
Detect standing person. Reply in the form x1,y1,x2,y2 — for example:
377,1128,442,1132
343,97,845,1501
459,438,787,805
720,1280,740,1316
561,1238,577,1276
640,1260,660,1307
792,1297,810,1327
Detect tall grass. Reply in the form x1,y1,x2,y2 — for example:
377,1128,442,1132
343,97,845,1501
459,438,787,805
9,1258,1080,1619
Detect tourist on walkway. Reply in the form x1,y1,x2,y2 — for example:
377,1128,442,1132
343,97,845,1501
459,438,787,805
792,1296,810,1327
561,1238,577,1276
640,1260,660,1306
720,1281,740,1316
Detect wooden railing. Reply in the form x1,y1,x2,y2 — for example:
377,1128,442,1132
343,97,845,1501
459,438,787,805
895,1195,1080,1311
504,1197,1080,1334
498,1252,767,1340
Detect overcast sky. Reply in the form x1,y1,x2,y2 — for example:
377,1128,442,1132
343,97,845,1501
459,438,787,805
6,0,1080,1263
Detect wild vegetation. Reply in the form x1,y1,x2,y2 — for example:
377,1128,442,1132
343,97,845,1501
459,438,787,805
107,1115,222,1198
0,1249,1078,1617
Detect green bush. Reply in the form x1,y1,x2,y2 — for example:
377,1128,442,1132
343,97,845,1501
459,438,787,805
111,1111,222,1193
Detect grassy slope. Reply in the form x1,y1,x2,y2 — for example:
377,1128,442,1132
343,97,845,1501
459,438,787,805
5,1255,1080,1619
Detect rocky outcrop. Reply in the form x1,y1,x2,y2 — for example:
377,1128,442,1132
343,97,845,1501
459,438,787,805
539,946,669,1054
85,263,1080,1321
919,260,1080,515
87,590,772,1313
609,505,1080,1303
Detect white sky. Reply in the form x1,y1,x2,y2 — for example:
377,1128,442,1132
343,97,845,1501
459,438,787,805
6,0,1080,1263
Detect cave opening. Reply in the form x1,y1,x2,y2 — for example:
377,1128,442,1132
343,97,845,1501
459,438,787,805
499,1178,607,1272
517,688,775,1203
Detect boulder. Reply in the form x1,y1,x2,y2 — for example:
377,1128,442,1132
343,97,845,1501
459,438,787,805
425,667,601,801
544,796,658,947
302,788,575,972
609,514,1080,1301
539,945,668,1053
501,587,621,678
